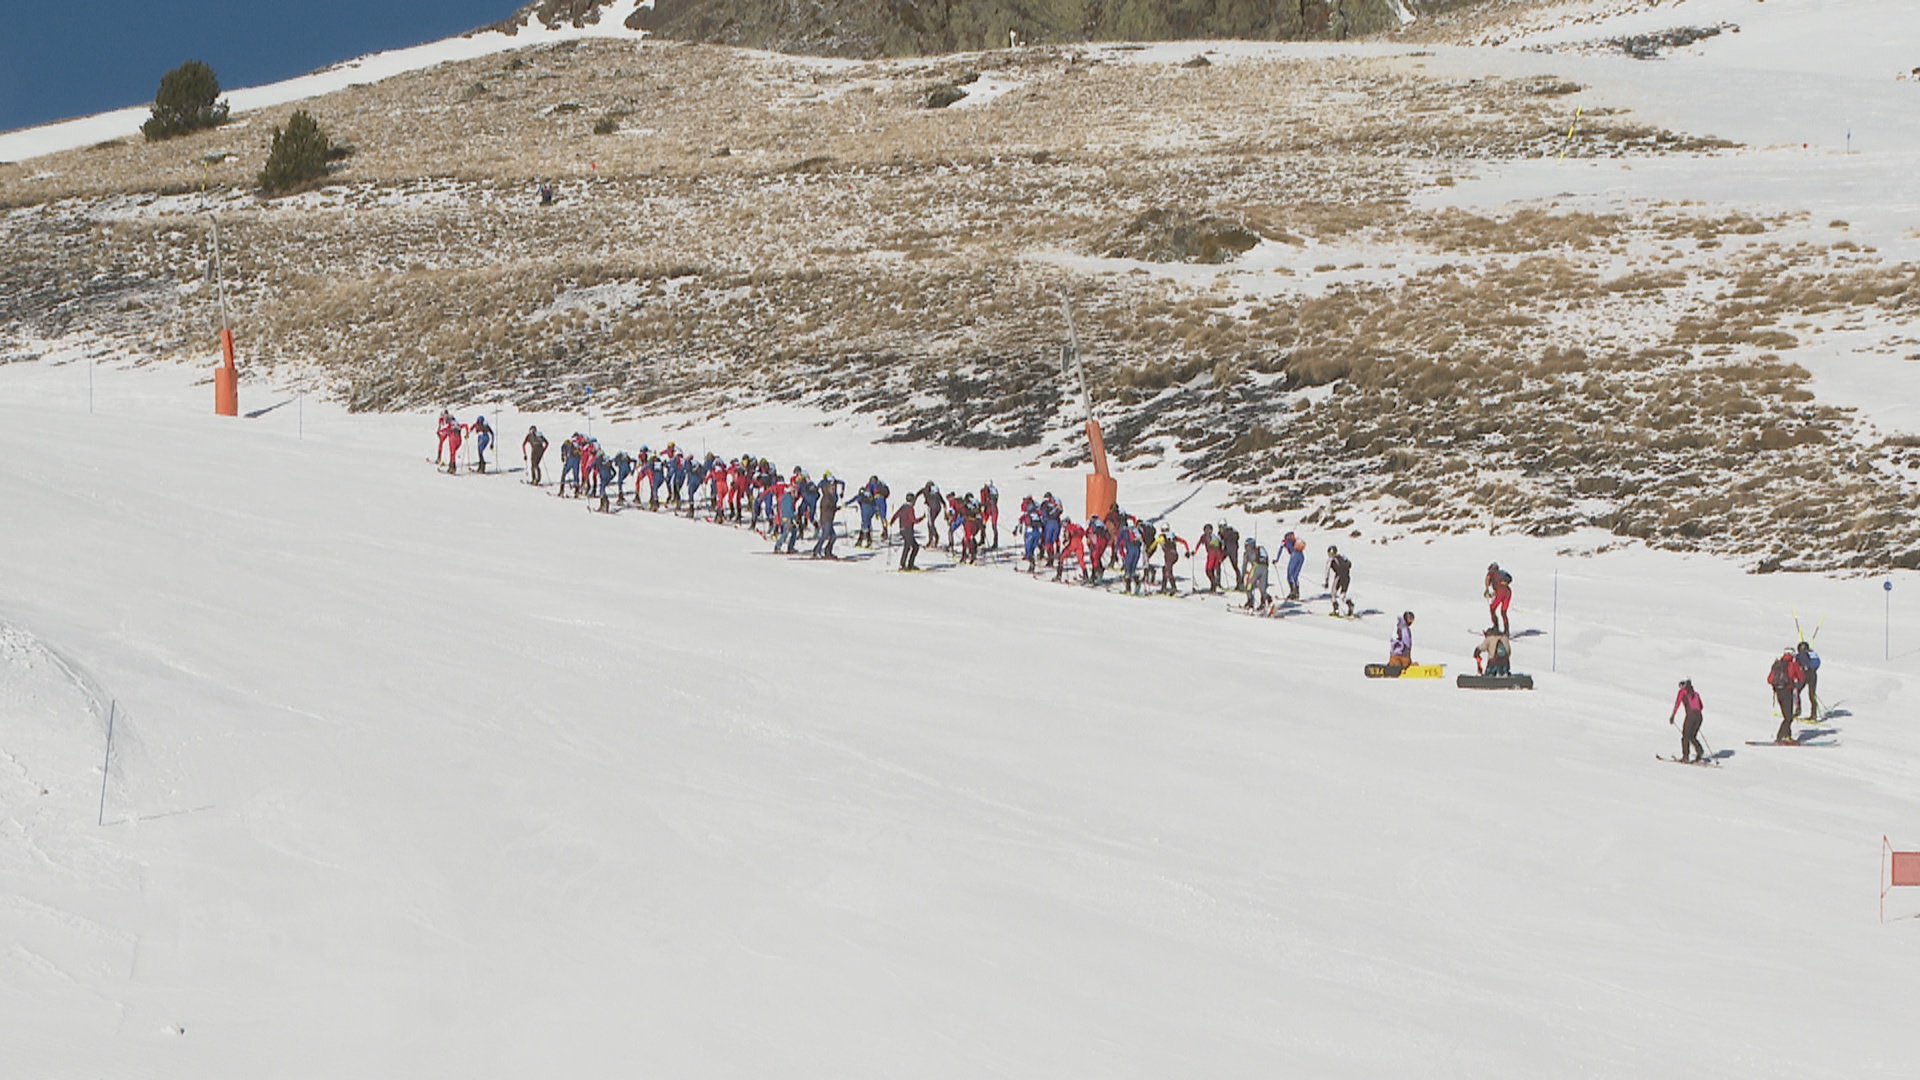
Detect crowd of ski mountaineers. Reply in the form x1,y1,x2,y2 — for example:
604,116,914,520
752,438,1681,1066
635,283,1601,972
436,412,1829,764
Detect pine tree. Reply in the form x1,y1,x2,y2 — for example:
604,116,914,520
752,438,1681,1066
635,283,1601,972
141,60,230,141
258,111,333,196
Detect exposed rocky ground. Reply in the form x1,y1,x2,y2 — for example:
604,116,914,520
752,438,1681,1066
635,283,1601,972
3,11,1919,571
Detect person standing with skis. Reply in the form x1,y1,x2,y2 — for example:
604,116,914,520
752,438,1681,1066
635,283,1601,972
1485,562,1513,634
440,413,464,474
1325,545,1354,616
468,415,494,473
1767,649,1804,744
1795,640,1822,721
890,497,922,570
1281,531,1306,601
1243,540,1271,613
812,473,844,559
522,426,548,485
1669,678,1708,763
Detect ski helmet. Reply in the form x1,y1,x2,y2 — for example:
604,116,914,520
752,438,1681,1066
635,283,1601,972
1403,611,1415,623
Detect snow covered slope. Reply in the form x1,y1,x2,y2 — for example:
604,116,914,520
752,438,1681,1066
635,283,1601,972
3,359,1918,1076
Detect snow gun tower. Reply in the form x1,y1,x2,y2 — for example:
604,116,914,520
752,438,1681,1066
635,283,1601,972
1061,296,1116,525
210,215,238,416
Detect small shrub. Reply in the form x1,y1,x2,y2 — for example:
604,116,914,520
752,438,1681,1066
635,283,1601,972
593,114,619,135
141,60,230,141
258,111,334,196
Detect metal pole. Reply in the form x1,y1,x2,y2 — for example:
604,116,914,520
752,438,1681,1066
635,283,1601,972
298,393,304,440
88,358,94,413
1887,580,1894,662
97,700,116,826
1552,568,1559,673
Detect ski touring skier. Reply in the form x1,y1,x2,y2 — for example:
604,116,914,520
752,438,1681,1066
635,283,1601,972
1669,678,1708,764
439,413,464,474
1220,522,1242,591
1153,527,1185,595
1325,545,1355,616
1242,540,1271,613
1485,562,1513,635
890,497,922,570
812,473,843,559
1119,517,1144,594
1795,640,1822,721
1388,611,1415,671
435,410,456,466
523,426,548,485
1767,648,1804,743
466,416,491,473
1197,524,1224,592
1281,531,1306,601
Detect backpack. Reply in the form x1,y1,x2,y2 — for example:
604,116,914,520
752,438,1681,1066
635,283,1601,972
1801,648,1821,672
1768,657,1793,689
1498,569,1513,586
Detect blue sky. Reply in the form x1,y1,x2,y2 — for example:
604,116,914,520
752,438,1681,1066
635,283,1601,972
0,2,510,132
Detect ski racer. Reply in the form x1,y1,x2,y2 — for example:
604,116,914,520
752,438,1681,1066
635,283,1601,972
1243,541,1271,613
522,426,548,485
1220,523,1242,591
1152,527,1186,595
1669,678,1708,763
1197,525,1225,592
440,414,464,474
1325,546,1354,616
812,473,843,559
1795,640,1821,721
468,415,494,473
1767,649,1804,744
890,497,922,570
1485,562,1513,635
1281,531,1306,601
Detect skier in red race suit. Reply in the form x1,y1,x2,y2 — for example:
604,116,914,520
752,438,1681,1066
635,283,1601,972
1485,562,1513,634
439,413,464,474
1056,519,1087,582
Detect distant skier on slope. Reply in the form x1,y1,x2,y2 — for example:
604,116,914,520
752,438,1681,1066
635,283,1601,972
522,426,548,485
1325,545,1355,616
1389,611,1416,671
1767,648,1804,744
441,414,464,475
1243,540,1271,613
1795,640,1822,720
469,415,494,473
435,409,456,465
1669,678,1708,763
1485,562,1513,635
1281,531,1306,601
890,496,921,570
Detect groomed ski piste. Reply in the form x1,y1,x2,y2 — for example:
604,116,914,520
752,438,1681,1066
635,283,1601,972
7,0,1920,1075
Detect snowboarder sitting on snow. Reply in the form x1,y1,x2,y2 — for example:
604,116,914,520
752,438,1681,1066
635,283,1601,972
1767,648,1804,744
1485,562,1513,635
1669,678,1707,764
1388,611,1415,670
1474,629,1511,677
